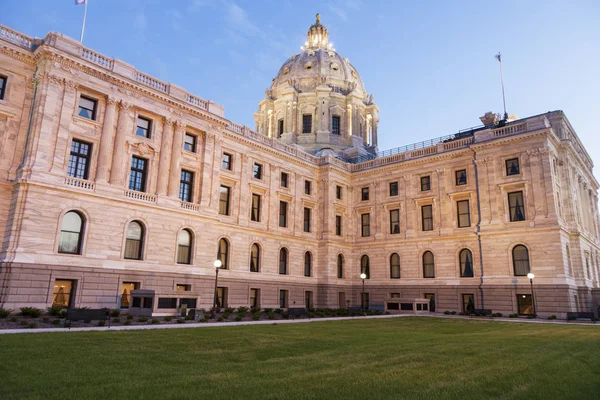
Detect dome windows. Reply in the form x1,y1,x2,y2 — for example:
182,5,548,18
283,67,289,75
305,61,313,70
331,63,339,71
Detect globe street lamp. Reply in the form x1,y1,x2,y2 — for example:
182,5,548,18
527,272,537,316
211,259,222,317
360,272,367,314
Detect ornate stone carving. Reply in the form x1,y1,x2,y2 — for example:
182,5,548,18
106,96,119,106
163,116,175,127
118,86,140,99
128,141,157,157
403,174,412,181
64,79,78,91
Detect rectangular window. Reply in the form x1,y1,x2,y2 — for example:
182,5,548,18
361,187,369,201
305,180,311,195
336,185,342,200
336,215,342,236
279,290,288,308
184,133,197,152
390,209,400,234
179,298,197,309
176,284,191,291
517,294,533,315
422,205,433,231
128,156,147,192
331,116,340,135
179,170,193,202
361,213,370,237
67,139,91,180
253,163,263,179
157,298,177,308
120,281,139,309
506,158,520,176
420,175,431,191
455,169,467,185
251,194,261,222
52,279,75,308
222,153,232,170
508,191,526,222
216,287,227,308
462,294,475,314
281,172,289,188
305,291,313,308
279,201,288,227
250,288,260,309
302,114,312,133
136,116,151,138
278,119,284,138
77,95,97,120
389,182,398,196
303,207,311,232
0,75,7,100
219,185,230,216
457,200,471,228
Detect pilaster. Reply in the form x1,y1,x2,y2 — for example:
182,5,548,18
95,95,118,182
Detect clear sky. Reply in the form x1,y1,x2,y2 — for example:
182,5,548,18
4,0,600,170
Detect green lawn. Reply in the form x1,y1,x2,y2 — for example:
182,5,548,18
0,318,598,399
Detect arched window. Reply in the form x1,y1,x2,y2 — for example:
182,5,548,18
459,249,474,277
390,253,400,279
217,238,229,269
250,243,260,272
512,245,530,276
279,248,288,275
361,255,370,279
337,254,344,279
423,251,435,278
304,252,312,277
177,229,192,264
124,221,144,260
58,211,84,254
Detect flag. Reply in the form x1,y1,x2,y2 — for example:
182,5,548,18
495,52,502,62
75,0,86,4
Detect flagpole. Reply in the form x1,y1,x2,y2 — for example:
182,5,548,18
497,52,507,120
80,0,88,43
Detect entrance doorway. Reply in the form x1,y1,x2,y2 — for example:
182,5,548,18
424,293,435,312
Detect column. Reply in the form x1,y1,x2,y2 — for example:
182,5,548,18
346,105,352,137
200,132,216,207
156,117,174,195
110,101,134,187
95,96,118,182
167,120,185,198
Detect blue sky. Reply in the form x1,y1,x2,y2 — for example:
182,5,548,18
4,0,600,170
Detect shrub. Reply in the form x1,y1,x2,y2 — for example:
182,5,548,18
110,309,120,317
274,308,283,314
123,320,131,326
237,307,249,314
509,313,519,318
264,308,273,313
252,314,260,321
52,319,60,325
307,312,316,319
496,313,503,317
200,318,208,323
42,317,49,323
547,315,557,320
217,316,224,322
126,314,134,320
526,314,536,319
151,319,160,324
0,308,12,318
235,316,243,321
19,320,28,326
163,316,173,322
64,321,72,328
47,306,64,316
224,307,234,314
444,310,450,315
10,316,17,322
450,311,457,315
20,307,43,318
267,312,275,320
282,312,289,319
112,318,120,323
28,322,37,329
138,316,148,322
97,320,106,327
176,318,185,324
83,319,91,324
58,309,67,318
185,315,194,321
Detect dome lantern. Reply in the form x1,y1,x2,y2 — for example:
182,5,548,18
306,13,330,50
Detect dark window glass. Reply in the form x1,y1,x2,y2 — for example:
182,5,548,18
124,221,144,260
331,116,340,135
184,134,196,152
390,209,400,234
389,182,398,196
517,294,533,315
279,248,288,274
0,75,6,100
58,211,84,254
179,170,193,202
361,255,370,279
177,229,192,264
512,245,530,276
455,169,467,185
158,298,177,309
422,205,433,231
302,114,312,133
457,200,471,228
179,298,197,309
136,117,151,138
423,251,435,278
78,95,97,120
222,153,232,170
303,207,311,232
250,288,260,309
336,185,342,200
219,186,230,215
361,187,369,201
67,140,91,180
52,279,75,308
128,156,147,192
250,244,260,272
251,194,261,222
361,213,370,237
279,201,287,227
506,158,520,176
279,290,288,308
390,253,400,279
304,252,312,277
176,284,191,291
337,254,344,278
281,172,288,188
420,175,431,191
462,294,475,314
304,180,311,195
278,119,284,138
508,191,525,221
459,249,474,277
335,215,342,236
215,287,227,308
305,291,313,308
253,163,262,179
217,238,229,269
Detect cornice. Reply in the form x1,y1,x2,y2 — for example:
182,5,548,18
0,45,36,66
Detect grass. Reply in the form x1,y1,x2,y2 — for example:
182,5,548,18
0,317,598,399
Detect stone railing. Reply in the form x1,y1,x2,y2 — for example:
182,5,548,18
492,122,526,138
81,48,113,70
64,177,95,191
134,71,168,93
187,94,208,110
180,201,201,212
124,190,157,203
0,25,34,50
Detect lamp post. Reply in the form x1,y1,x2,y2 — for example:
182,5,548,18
211,259,222,318
527,272,536,316
360,273,367,314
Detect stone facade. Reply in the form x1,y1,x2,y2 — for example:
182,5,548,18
0,20,599,317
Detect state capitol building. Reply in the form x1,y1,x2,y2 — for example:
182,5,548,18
0,16,598,317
